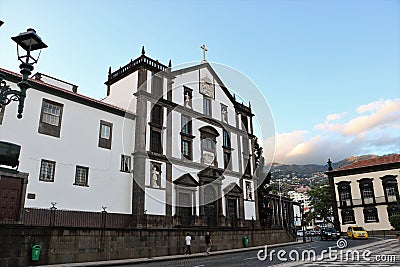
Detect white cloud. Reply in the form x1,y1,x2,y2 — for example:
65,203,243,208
326,113,341,121
273,98,400,164
342,99,400,136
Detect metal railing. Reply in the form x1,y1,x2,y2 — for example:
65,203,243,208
109,54,167,80
6,208,133,228
337,196,398,208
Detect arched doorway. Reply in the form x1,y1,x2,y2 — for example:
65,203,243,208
204,186,217,226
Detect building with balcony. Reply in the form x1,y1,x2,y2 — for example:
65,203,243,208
327,154,400,232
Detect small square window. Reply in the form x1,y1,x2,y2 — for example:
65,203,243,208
121,155,131,172
341,208,355,224
39,159,56,182
74,166,89,186
364,208,378,223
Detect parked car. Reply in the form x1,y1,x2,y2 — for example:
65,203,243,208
347,226,368,239
320,227,340,240
296,230,306,237
309,230,320,236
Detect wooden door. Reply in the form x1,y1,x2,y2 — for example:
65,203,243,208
0,176,22,221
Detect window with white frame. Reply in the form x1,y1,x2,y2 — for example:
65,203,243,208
74,166,89,186
362,188,374,203
42,101,61,126
340,191,350,201
39,159,56,182
99,120,113,149
202,138,214,151
101,124,111,139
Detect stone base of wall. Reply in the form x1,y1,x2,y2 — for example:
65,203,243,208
0,225,294,266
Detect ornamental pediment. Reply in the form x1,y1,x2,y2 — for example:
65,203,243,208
173,173,199,187
224,182,243,196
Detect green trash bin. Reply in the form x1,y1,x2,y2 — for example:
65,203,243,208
31,245,41,261
243,236,248,248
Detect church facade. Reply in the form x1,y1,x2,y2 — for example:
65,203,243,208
0,48,263,227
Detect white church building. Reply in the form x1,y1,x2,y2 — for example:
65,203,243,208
0,48,263,227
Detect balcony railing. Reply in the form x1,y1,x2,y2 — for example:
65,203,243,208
108,54,168,82
337,196,398,208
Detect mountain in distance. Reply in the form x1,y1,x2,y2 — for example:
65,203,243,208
268,155,379,185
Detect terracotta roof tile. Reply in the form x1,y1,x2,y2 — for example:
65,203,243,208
0,67,135,117
334,154,400,172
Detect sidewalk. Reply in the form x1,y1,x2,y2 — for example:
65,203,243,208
37,240,304,267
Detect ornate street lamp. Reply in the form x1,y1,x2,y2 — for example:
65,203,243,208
0,28,47,118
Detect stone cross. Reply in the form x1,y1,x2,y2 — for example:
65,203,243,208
201,44,208,62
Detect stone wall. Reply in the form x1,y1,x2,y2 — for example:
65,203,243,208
0,225,294,266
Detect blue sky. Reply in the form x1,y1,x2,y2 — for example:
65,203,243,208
1,0,399,164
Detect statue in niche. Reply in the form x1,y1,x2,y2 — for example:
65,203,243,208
151,166,160,188
221,108,227,123
184,92,191,108
246,183,252,200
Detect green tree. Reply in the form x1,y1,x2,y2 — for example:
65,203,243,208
256,157,272,228
307,185,334,224
389,215,400,231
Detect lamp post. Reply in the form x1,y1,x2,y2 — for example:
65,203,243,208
0,28,47,119
301,206,306,243
278,179,284,228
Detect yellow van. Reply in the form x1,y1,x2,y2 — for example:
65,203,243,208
347,226,368,239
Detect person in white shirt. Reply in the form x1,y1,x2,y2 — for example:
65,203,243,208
185,233,192,255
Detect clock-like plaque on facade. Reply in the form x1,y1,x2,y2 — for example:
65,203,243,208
203,151,215,166
200,76,214,99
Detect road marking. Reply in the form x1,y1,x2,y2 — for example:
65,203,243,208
244,257,258,260
193,265,205,267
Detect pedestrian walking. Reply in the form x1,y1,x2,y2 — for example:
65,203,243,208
185,233,192,255
205,232,212,255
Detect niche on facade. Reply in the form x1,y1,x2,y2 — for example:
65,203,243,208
150,162,162,188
